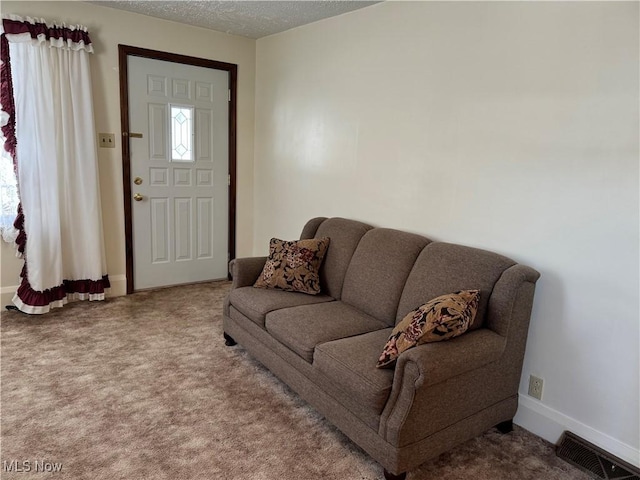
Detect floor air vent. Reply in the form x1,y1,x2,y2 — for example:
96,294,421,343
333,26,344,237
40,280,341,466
556,431,639,480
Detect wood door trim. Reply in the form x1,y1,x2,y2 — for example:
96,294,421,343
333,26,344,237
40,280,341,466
118,44,238,294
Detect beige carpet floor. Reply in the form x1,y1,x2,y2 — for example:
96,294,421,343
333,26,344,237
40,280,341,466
1,281,590,480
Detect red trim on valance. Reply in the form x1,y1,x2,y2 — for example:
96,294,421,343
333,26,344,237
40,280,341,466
2,31,22,255
1,33,16,159
16,278,67,307
13,203,25,255
15,274,111,308
13,216,110,313
64,275,111,294
2,18,92,47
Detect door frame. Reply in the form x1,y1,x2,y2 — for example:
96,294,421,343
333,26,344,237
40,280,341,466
118,44,237,294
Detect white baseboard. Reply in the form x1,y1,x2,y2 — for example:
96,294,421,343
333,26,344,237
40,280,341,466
0,274,128,310
106,275,127,298
515,394,640,468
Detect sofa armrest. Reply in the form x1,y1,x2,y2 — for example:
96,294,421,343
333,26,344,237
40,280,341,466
395,329,506,389
229,256,268,289
379,329,507,444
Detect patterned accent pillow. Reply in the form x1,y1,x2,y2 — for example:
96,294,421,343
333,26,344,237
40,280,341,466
376,290,480,368
254,237,330,295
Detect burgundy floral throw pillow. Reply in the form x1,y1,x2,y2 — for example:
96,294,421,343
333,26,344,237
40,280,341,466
377,290,480,368
254,237,330,295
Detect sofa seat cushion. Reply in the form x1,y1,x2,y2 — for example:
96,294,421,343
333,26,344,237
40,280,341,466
265,301,388,363
229,287,334,328
314,329,395,415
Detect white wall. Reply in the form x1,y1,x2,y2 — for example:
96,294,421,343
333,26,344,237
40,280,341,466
254,1,639,466
0,1,256,305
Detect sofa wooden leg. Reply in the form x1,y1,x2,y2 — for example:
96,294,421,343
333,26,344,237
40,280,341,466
383,469,406,480
223,332,237,346
496,419,513,434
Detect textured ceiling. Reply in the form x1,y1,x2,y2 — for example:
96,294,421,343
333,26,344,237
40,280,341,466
88,1,381,39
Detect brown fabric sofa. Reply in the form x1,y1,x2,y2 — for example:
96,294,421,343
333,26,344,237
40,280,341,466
222,217,540,480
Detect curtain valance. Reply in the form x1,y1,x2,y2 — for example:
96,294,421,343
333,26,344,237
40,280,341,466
1,15,93,52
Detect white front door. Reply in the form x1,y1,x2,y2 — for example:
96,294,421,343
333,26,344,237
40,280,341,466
128,56,229,290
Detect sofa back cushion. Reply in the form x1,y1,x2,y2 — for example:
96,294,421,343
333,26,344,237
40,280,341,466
397,242,516,330
313,218,373,299
300,217,328,240
342,228,430,326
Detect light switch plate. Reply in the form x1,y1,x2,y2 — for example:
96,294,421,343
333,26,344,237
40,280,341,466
99,133,115,148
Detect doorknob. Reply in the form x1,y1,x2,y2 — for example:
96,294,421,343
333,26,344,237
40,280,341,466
133,193,144,202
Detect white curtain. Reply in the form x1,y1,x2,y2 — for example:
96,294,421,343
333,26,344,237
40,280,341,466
2,16,108,314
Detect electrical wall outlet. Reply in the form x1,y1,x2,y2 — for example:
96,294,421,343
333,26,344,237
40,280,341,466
528,375,544,400
99,133,115,148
